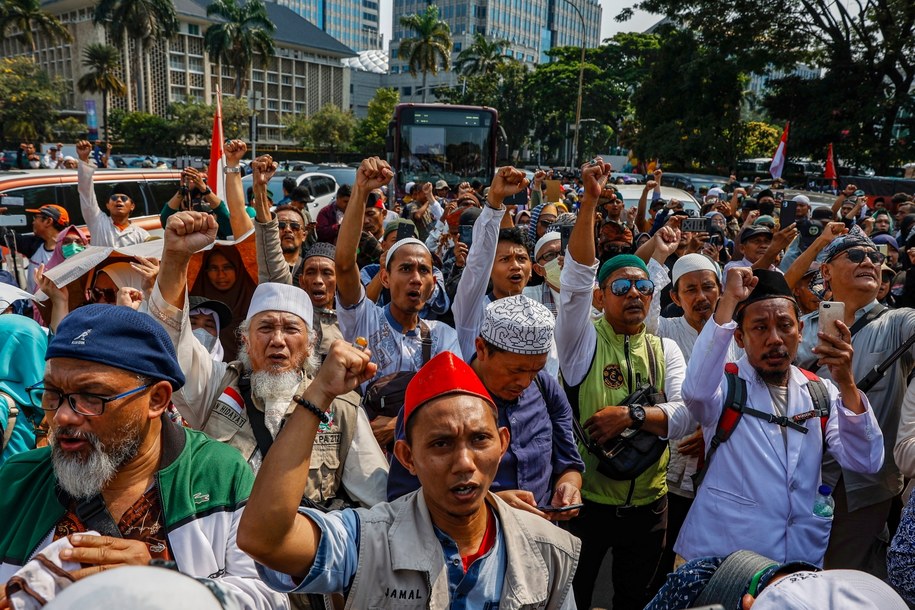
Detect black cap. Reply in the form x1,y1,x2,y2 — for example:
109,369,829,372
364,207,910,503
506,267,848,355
811,207,834,221
737,269,796,312
757,188,775,201
188,296,233,330
797,219,824,251
302,241,335,262
739,225,773,243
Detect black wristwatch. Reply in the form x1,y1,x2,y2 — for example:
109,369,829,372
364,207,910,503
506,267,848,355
628,404,646,431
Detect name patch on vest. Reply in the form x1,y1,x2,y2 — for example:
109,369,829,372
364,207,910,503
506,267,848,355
213,401,246,428
316,432,341,445
384,587,423,600
603,364,624,389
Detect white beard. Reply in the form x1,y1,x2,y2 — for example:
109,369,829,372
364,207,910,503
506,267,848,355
249,369,303,401
50,421,142,500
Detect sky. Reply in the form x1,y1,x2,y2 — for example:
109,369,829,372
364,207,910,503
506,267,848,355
378,0,662,48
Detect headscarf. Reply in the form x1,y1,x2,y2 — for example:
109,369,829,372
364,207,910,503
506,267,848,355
872,208,894,233
44,225,90,271
95,262,145,291
190,246,256,362
527,203,558,249
188,306,225,362
0,315,48,465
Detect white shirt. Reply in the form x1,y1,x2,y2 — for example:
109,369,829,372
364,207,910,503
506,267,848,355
77,161,150,247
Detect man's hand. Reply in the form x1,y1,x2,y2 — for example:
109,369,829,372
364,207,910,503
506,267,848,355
843,184,857,197
225,140,247,166
61,534,152,580
130,256,160,295
678,427,705,458
183,167,207,191
533,169,547,187
584,406,632,446
453,241,468,267
581,158,613,201
723,267,757,302
35,264,67,302
116,287,143,310
354,157,394,193
421,181,434,202
495,490,546,519
163,211,218,257
310,340,378,408
252,155,278,188
653,225,681,260
76,140,92,163
644,179,658,191
488,166,528,206
770,222,798,252
546,482,582,521
813,321,856,388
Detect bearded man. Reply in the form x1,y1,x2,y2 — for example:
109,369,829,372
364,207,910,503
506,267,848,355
149,210,388,508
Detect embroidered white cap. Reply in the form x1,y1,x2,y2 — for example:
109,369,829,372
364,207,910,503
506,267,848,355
672,253,721,287
246,282,313,326
480,295,554,355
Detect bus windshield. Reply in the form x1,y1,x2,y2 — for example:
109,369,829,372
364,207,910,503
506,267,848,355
392,105,497,191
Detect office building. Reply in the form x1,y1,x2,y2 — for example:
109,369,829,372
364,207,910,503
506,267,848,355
271,0,381,52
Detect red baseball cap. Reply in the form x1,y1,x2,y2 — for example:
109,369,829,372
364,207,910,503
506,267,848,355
402,352,495,427
27,204,69,227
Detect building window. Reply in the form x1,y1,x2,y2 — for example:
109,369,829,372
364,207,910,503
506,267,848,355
188,57,204,73
188,24,199,36
401,86,412,96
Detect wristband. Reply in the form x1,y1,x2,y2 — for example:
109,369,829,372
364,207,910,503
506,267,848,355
293,395,330,424
201,187,212,196
223,166,241,174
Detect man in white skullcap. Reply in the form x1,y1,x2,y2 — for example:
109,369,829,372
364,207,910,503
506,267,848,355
523,231,562,317
386,294,585,520
149,211,388,510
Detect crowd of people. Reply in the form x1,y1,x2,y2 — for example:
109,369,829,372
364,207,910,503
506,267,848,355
0,141,914,610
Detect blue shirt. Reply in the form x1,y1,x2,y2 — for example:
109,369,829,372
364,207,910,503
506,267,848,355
386,371,585,504
359,264,451,318
257,506,507,610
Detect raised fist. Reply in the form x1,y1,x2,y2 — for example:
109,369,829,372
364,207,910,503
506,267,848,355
355,157,393,192
163,211,218,256
225,140,248,166
76,140,92,163
251,155,278,187
488,166,528,205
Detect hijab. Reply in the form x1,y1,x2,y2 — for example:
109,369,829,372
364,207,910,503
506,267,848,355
0,314,48,464
95,262,145,291
44,225,90,271
190,246,256,362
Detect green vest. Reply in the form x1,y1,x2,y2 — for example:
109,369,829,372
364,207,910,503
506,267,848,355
575,318,668,506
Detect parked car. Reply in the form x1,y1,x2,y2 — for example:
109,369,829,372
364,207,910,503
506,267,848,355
660,173,733,193
613,185,702,217
241,171,338,218
311,164,356,189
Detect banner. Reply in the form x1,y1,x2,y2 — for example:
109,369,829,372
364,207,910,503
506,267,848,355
769,122,790,179
824,143,837,188
85,100,99,142
208,88,226,203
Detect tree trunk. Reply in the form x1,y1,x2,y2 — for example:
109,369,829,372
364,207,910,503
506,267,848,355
134,39,145,112
422,70,428,102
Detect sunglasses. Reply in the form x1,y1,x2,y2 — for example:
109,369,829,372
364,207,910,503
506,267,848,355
109,194,130,202
89,287,117,303
840,248,885,265
277,221,303,231
608,278,655,297
539,216,557,227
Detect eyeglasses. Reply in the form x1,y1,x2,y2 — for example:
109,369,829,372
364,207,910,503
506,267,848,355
608,278,655,297
109,194,130,202
277,221,303,232
89,287,117,303
539,216,557,227
28,383,151,417
840,248,885,265
538,250,561,263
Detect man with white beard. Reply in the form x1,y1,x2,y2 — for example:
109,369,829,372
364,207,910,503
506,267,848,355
0,304,286,610
149,210,388,508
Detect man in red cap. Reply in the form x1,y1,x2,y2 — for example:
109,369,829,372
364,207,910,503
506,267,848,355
239,344,580,609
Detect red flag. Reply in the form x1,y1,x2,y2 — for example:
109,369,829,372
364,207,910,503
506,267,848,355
208,89,226,203
823,143,837,188
769,122,789,179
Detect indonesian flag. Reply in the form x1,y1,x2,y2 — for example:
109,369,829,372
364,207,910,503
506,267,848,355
207,88,226,203
824,143,837,187
769,122,790,179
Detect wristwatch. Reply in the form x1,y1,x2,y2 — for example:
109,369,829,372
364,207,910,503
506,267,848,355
628,404,646,431
223,166,241,174
201,187,212,196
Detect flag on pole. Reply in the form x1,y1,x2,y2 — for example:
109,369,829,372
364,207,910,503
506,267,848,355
823,143,837,188
208,88,226,203
769,122,790,179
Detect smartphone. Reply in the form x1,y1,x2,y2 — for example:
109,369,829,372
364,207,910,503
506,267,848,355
681,217,712,233
779,200,798,228
396,222,415,241
559,224,574,252
538,503,584,513
458,224,474,248
818,301,846,348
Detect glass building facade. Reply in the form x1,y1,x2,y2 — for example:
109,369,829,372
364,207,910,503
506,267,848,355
273,0,381,52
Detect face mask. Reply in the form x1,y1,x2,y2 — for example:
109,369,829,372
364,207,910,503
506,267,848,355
192,327,218,352
29,161,40,169
61,242,85,258
544,257,562,288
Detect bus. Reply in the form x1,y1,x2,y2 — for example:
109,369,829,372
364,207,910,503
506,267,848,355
386,104,499,195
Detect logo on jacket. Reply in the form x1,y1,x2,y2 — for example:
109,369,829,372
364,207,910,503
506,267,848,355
603,364,624,389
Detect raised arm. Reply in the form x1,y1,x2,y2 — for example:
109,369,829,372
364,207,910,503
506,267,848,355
249,155,292,284
224,140,254,240
336,158,394,308
784,222,846,289
75,140,104,230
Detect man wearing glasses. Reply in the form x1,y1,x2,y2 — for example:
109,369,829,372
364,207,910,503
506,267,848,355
797,226,915,575
0,305,287,609
556,160,688,610
76,140,149,247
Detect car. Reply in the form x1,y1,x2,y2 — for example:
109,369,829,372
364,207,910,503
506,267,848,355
660,173,733,193
241,171,338,218
311,164,356,189
0,168,182,238
612,185,702,217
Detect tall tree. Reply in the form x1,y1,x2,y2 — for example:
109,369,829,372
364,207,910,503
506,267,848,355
204,0,275,99
398,4,452,102
0,57,62,141
0,0,72,59
94,0,179,112
77,43,127,141
455,33,511,78
354,87,399,155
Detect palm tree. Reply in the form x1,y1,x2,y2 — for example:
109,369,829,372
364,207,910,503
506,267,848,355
77,43,127,141
398,4,452,102
94,0,179,112
0,0,72,59
455,33,511,78
204,0,275,99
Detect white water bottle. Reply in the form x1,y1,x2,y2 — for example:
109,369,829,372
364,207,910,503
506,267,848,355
813,484,835,518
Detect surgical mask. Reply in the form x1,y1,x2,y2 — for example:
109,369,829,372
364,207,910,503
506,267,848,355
192,328,218,352
544,257,562,288
29,161,40,169
61,242,85,258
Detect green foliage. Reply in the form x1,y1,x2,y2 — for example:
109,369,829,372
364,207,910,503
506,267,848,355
398,4,452,102
167,101,213,149
109,109,173,154
354,88,399,156
285,104,355,153
455,33,511,78
221,96,254,140
77,43,126,99
739,121,780,159
52,117,86,142
204,0,275,98
0,57,62,142
0,0,72,54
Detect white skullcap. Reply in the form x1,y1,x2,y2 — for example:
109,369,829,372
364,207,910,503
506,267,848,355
246,282,313,326
45,566,224,609
672,253,721,287
405,181,416,193
534,231,560,260
752,569,906,610
385,237,430,268
707,187,726,199
480,295,554,355
792,194,811,205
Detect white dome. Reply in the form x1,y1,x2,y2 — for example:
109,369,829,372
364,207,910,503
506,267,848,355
342,49,388,74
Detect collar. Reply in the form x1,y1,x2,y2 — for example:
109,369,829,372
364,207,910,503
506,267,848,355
383,304,421,336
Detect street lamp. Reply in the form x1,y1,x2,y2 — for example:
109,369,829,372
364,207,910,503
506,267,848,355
563,0,586,169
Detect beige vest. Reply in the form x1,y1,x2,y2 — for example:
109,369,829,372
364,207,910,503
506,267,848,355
205,362,360,501
344,491,580,610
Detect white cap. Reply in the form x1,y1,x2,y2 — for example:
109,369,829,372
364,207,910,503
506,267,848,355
707,187,726,199
672,253,720,287
385,237,430,269
534,231,560,260
480,295,554,355
753,569,906,609
46,566,225,609
246,282,313,326
792,194,811,205
405,181,416,193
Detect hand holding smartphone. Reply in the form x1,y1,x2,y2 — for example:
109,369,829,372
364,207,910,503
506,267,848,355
817,301,845,350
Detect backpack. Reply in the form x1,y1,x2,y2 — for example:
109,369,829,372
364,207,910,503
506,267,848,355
692,363,830,489
361,321,432,424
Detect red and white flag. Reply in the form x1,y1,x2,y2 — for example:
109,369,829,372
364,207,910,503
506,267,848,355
207,88,226,203
823,143,837,188
769,122,790,179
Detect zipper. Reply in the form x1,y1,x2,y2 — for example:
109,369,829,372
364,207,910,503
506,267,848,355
624,335,634,391
26,527,55,563
154,473,176,561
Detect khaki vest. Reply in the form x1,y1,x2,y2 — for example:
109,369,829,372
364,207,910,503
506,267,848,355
343,491,580,610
